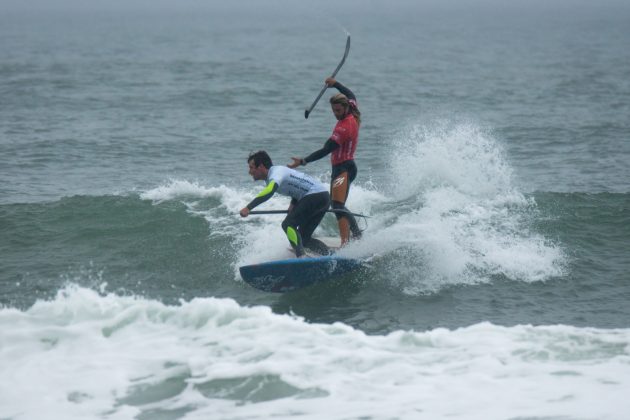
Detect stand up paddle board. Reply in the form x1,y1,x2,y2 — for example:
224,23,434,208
239,255,363,293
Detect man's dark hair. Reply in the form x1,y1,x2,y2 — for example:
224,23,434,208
248,150,273,169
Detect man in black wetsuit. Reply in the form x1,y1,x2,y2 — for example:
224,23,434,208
240,151,330,257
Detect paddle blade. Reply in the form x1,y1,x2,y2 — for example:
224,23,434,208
304,35,351,119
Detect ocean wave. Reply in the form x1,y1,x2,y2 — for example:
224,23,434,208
1,285,629,420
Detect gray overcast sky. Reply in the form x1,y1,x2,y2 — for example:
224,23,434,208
4,0,629,13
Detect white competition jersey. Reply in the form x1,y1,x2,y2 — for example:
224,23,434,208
267,166,327,201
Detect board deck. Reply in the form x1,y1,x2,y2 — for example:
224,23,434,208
239,255,363,293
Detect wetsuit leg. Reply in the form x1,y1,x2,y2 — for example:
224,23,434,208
299,192,332,255
331,162,361,244
281,213,304,257
282,192,330,257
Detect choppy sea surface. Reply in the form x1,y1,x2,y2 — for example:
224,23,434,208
1,1,629,419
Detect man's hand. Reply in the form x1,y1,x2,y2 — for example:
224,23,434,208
287,157,304,169
325,77,337,87
239,207,250,218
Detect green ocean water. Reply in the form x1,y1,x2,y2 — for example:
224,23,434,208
1,1,630,418
2,190,628,333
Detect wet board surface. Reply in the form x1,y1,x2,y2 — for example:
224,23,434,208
239,255,363,293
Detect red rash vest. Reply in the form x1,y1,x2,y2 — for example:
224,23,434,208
329,109,358,166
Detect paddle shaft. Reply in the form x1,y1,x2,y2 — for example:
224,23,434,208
304,35,351,119
248,208,369,218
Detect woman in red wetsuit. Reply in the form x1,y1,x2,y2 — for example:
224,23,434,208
289,77,362,246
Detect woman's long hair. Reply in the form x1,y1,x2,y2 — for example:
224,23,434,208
330,93,361,126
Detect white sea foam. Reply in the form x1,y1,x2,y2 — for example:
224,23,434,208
1,286,628,420
339,120,566,293
140,121,565,292
140,179,237,204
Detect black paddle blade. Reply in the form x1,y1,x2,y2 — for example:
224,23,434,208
304,35,351,119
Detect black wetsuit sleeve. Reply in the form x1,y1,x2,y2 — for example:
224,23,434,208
246,181,279,210
304,139,339,164
333,81,356,101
